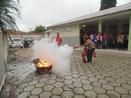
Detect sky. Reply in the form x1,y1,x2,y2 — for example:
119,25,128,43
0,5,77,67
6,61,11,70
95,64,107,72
16,0,130,32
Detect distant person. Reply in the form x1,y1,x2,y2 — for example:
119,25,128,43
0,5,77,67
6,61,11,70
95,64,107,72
93,33,97,47
90,33,94,42
85,36,95,63
97,33,102,49
123,35,128,50
116,32,124,50
82,35,88,63
108,34,113,49
55,33,62,46
103,33,108,49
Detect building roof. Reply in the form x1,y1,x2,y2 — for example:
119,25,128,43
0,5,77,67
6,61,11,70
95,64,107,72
49,2,131,28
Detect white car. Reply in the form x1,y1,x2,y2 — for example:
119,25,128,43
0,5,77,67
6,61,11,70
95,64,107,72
10,38,24,48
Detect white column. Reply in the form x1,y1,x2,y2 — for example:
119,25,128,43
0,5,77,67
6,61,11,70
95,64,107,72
98,20,102,33
3,32,8,64
128,15,131,51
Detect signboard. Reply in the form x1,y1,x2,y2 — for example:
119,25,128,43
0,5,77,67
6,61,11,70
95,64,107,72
55,26,72,32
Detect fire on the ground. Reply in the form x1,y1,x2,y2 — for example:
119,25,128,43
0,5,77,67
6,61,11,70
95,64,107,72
33,58,52,72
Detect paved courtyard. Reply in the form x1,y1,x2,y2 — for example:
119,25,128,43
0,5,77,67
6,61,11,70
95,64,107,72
3,49,131,98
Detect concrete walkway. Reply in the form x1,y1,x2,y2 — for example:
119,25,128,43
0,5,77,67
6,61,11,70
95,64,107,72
4,50,131,98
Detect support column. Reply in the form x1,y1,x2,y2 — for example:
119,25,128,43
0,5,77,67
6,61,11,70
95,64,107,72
3,32,8,64
98,20,102,33
0,29,4,66
128,15,131,51
0,29,6,92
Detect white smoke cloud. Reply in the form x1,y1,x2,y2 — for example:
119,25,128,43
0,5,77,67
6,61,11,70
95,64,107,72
32,36,73,76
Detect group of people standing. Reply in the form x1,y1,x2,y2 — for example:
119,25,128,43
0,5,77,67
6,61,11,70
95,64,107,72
82,32,128,64
82,32,114,64
88,32,128,50
89,33,114,49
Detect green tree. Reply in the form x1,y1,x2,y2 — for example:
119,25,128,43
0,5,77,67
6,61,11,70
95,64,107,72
100,0,117,11
0,0,20,30
34,25,47,33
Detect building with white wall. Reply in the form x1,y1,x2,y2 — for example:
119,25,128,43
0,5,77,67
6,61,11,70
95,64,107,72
48,3,131,51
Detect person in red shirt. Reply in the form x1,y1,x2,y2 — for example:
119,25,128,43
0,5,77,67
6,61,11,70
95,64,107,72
55,33,62,46
103,33,108,49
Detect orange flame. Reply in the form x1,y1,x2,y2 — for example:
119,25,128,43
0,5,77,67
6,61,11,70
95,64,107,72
36,60,51,68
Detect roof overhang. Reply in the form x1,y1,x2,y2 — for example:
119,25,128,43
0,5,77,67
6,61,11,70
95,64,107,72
48,2,131,29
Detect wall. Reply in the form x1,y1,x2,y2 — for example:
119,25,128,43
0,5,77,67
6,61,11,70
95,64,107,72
0,30,6,92
51,24,80,46
128,15,131,51
9,34,45,40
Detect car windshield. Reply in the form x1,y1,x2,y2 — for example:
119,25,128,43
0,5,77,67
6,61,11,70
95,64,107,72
13,39,21,42
25,38,33,41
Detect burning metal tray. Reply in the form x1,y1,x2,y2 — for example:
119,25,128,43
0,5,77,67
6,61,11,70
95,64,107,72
33,58,52,74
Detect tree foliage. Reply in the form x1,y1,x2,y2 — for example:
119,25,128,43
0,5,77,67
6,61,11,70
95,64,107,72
100,0,117,11
34,25,47,33
0,0,20,31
